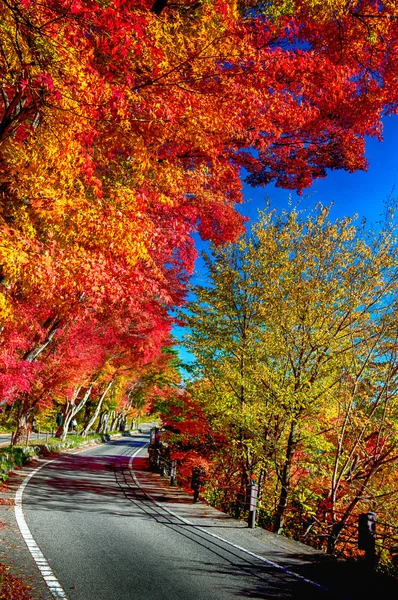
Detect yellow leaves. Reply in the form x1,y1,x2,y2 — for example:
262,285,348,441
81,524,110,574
186,202,398,436
0,6,40,78
0,291,11,322
299,0,348,18
267,0,377,22
0,230,29,283
262,0,296,19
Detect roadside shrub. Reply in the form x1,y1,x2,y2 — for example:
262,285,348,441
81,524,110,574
0,447,37,482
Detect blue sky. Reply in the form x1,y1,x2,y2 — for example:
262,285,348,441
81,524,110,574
175,114,398,369
237,115,398,226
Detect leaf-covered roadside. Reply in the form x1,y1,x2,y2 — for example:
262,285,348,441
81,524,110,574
0,562,32,600
0,447,38,483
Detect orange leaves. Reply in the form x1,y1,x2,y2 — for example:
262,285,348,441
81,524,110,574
0,1,398,426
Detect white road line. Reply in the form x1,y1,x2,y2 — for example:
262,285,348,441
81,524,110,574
14,438,337,600
15,460,69,600
13,437,145,600
129,445,336,596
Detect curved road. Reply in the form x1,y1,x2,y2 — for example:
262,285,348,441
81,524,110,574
21,435,339,600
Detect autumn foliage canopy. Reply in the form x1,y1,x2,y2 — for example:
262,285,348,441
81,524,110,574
0,1,398,436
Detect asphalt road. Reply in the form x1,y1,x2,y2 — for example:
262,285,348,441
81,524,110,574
20,435,346,600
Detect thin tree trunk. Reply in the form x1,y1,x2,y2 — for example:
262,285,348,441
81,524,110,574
81,380,114,437
23,317,61,362
327,452,397,554
56,386,92,440
274,420,297,534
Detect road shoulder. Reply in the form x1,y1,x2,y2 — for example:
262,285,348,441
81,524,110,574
0,459,54,600
131,455,398,600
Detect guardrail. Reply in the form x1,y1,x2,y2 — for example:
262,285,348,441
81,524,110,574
257,506,398,570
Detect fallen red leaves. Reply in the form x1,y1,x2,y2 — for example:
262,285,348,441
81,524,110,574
0,564,32,600
0,498,14,506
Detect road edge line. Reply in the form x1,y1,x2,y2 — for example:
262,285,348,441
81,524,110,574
129,447,340,597
15,460,69,600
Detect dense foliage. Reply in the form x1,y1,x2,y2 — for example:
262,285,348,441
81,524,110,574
162,205,398,567
0,0,398,568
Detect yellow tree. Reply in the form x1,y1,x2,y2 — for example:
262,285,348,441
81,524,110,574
182,241,268,508
182,204,398,534
318,311,398,555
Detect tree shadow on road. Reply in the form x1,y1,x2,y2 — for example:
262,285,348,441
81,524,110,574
21,445,398,600
22,447,155,519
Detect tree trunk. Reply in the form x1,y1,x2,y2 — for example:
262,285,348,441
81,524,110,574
97,411,111,434
274,420,297,534
81,380,114,437
112,413,121,431
56,386,92,440
151,0,168,15
119,414,127,431
11,397,32,446
23,316,61,362
104,411,113,433
110,410,118,431
327,522,345,554
11,414,29,446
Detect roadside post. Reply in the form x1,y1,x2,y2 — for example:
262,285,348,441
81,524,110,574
159,453,165,476
248,480,258,529
149,427,156,445
155,447,161,469
358,512,377,567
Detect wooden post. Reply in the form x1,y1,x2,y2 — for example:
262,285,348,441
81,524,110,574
248,482,258,529
358,512,377,567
